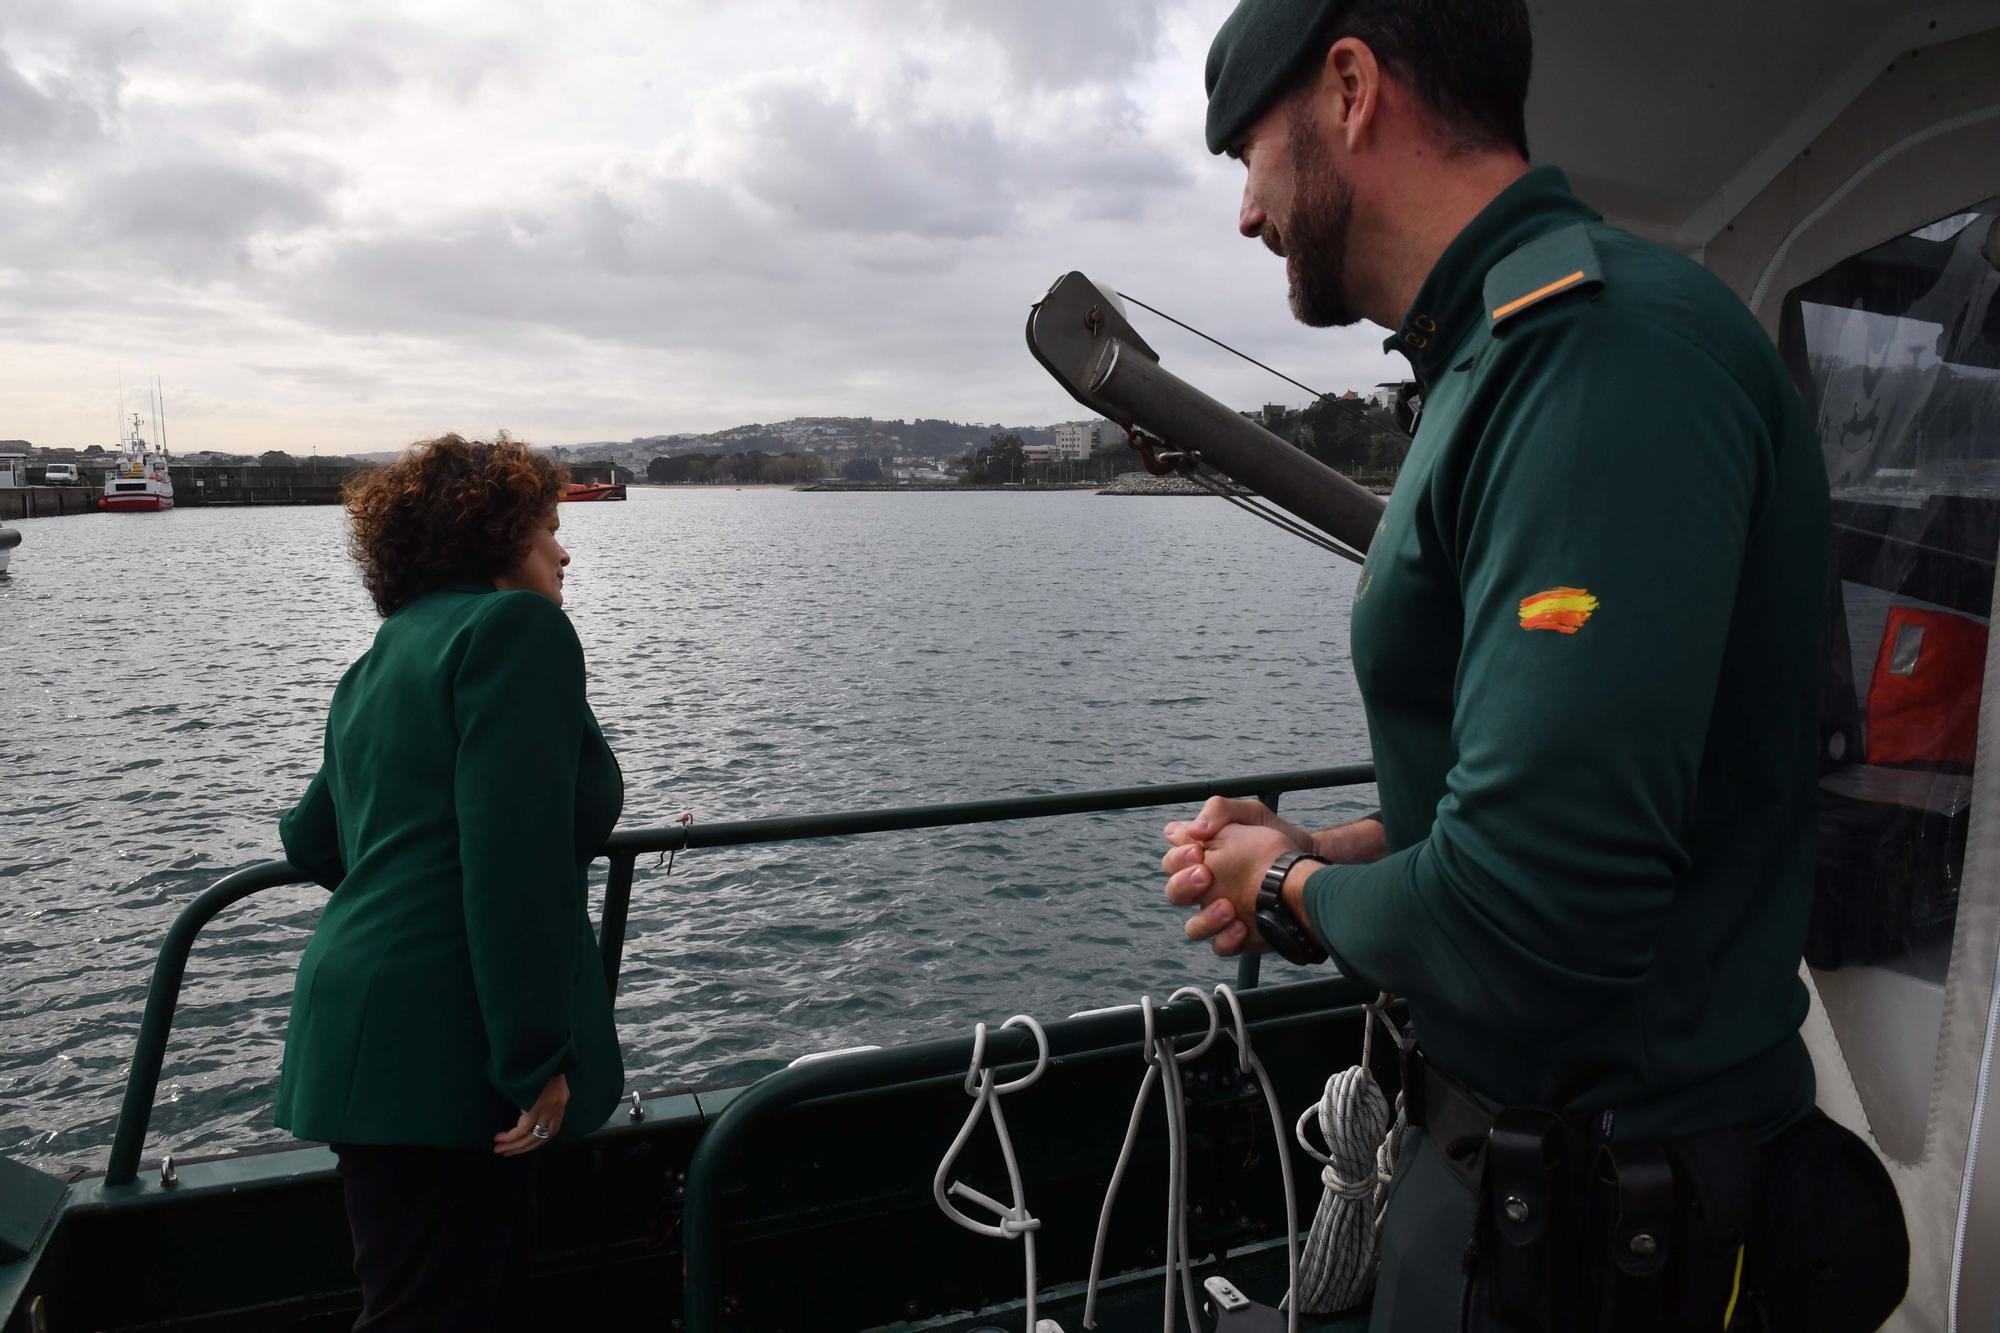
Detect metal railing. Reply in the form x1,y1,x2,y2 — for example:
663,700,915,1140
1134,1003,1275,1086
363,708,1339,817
104,762,1374,1188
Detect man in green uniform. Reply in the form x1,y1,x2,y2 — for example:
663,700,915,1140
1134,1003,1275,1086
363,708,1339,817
1159,1,1829,1327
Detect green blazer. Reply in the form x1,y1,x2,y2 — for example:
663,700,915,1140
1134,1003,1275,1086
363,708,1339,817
274,583,625,1149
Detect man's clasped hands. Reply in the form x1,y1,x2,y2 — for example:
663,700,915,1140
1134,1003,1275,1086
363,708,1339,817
1160,796,1387,956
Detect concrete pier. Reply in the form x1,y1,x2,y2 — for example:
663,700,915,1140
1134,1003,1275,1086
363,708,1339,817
0,488,100,520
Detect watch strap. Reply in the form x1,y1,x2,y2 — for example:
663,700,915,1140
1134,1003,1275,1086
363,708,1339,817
1257,852,1329,965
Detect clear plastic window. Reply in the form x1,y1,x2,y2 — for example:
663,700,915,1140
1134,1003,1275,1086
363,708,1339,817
1787,199,2000,1161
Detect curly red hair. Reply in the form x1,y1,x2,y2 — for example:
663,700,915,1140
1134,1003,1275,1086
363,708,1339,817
343,434,568,616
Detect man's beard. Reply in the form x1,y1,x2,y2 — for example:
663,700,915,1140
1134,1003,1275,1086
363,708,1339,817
1280,105,1358,328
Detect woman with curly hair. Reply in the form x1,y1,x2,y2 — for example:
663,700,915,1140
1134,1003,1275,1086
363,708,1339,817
274,434,624,1330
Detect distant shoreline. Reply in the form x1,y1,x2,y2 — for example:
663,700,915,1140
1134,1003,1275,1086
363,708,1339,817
626,478,1394,497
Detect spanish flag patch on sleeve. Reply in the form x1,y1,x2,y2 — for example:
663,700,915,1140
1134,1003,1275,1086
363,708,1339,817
1518,587,1599,634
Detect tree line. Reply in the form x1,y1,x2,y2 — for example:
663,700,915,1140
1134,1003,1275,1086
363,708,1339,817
645,450,826,485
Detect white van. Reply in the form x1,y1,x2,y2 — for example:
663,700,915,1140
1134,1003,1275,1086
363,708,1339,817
43,465,79,485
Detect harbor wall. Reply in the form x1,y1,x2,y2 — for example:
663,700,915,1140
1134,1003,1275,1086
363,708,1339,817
0,487,100,520
169,465,348,506
0,467,352,516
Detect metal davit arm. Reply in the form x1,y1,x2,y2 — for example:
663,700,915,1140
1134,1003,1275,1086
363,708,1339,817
1025,271,1387,555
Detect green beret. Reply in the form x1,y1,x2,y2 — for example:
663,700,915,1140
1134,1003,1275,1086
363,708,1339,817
1204,0,1347,155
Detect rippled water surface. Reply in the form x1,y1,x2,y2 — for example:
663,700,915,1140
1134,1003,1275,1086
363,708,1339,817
0,489,1375,1172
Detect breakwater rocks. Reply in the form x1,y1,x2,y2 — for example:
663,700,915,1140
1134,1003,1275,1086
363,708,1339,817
1097,474,1241,496
1097,473,1394,498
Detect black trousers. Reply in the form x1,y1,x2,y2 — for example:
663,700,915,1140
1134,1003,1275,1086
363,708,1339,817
331,1143,536,1332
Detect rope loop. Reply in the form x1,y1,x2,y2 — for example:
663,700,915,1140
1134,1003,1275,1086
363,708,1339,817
1318,1161,1376,1200
1213,983,1254,1073
994,1014,1050,1094
1166,985,1220,1063
964,1021,990,1096
934,1014,1054,1331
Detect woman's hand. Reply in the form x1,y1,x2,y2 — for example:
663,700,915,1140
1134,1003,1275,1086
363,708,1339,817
494,1072,569,1156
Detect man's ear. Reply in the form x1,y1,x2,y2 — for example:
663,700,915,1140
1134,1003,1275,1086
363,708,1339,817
1321,36,1382,153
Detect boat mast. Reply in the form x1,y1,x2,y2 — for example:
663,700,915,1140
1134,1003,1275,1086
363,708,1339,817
156,376,168,457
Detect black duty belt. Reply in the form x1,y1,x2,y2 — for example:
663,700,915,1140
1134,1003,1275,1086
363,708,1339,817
1401,1042,1499,1172
1394,1044,1907,1333
1399,1045,1680,1332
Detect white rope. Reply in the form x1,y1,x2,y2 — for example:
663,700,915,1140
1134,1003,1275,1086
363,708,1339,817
1291,995,1409,1314
1083,988,1221,1332
934,1014,1056,1333
1215,983,1301,1333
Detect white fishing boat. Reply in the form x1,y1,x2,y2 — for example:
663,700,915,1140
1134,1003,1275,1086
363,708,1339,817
97,413,174,513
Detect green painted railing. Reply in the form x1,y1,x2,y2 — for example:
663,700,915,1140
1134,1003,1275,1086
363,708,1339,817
104,763,1373,1188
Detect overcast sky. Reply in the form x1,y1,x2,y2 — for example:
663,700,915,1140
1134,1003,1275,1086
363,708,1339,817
2,0,1405,453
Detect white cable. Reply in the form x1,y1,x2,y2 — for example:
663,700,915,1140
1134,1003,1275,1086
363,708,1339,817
1082,989,1221,1332
1291,995,1408,1314
1215,983,1302,1333
934,1014,1054,1333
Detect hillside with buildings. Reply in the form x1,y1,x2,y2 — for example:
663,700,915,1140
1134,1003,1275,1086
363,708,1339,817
4,386,1414,492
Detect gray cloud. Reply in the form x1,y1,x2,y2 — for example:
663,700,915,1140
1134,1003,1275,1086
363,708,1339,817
0,0,1405,454
0,48,112,160
72,157,337,276
286,60,1194,352
231,20,523,105
933,0,1169,90
727,81,1011,239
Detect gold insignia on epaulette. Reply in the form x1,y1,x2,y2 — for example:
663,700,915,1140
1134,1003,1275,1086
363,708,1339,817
1492,270,1590,322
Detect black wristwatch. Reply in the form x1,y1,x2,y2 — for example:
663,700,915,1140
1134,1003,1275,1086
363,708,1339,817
1257,852,1330,965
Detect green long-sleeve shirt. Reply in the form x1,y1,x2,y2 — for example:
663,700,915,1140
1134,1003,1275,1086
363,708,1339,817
275,583,625,1149
1306,168,1828,1142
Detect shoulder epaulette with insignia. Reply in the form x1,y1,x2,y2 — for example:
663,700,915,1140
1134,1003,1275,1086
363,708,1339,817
1483,223,1603,331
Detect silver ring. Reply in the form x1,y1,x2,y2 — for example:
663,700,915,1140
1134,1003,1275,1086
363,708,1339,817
530,1123,550,1140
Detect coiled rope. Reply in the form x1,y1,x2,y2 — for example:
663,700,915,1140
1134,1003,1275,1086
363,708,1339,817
1292,994,1409,1313
933,1014,1059,1333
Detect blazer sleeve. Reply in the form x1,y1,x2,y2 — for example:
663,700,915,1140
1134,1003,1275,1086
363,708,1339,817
453,591,589,1111
279,746,346,891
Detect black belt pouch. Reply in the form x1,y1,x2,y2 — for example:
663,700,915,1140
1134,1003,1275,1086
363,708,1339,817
1586,1141,1678,1333
1483,1108,1566,1331
1736,1110,1908,1333
1663,1129,1763,1326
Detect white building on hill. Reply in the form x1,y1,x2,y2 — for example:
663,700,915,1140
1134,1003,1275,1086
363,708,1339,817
1051,418,1119,461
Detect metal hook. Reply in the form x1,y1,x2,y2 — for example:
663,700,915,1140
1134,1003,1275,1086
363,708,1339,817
653,812,696,873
